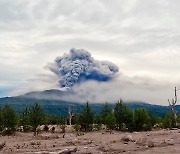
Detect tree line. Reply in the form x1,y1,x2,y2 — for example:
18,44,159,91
0,99,178,135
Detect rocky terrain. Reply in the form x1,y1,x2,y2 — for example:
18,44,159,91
0,128,180,154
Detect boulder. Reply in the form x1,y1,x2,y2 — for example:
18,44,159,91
136,137,147,146
147,140,155,147
121,135,134,142
136,137,155,148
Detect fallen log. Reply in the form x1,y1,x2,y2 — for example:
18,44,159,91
58,147,77,154
31,147,77,154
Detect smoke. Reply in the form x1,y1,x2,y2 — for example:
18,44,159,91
48,48,119,88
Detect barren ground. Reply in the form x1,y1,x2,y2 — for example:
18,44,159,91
1,128,180,154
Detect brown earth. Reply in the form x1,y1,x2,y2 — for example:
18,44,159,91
0,128,180,154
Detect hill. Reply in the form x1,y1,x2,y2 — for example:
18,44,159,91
0,98,172,117
20,89,75,100
0,89,173,117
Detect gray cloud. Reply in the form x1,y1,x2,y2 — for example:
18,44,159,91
48,48,119,87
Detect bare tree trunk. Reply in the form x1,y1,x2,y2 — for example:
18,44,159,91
68,105,73,126
168,87,178,127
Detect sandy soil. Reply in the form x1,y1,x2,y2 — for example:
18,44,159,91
0,128,180,154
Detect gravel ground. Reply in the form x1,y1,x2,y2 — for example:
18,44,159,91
0,128,180,154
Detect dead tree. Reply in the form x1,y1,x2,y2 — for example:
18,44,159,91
168,86,178,127
68,105,74,126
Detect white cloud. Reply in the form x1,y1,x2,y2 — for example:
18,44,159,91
0,0,180,104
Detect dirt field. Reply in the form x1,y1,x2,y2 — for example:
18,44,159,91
0,128,180,154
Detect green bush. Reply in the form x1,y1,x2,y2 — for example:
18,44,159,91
2,104,18,134
78,102,94,132
101,103,112,124
105,112,116,131
0,108,3,131
28,103,45,136
162,113,174,129
133,108,151,131
114,99,133,131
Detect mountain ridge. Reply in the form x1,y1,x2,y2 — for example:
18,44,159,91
0,89,173,117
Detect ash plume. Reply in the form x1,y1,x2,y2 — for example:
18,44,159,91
48,48,119,88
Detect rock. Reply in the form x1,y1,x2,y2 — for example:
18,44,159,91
98,144,113,152
147,140,155,148
158,139,174,147
136,146,140,148
136,137,147,146
136,137,155,148
146,133,150,136
167,142,174,146
64,141,75,146
121,135,134,142
110,140,117,143
171,128,178,130
159,141,169,147
145,145,149,149
89,145,96,147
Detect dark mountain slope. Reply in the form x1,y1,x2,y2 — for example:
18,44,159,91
0,96,172,117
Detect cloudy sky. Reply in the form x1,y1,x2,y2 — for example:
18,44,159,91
0,0,180,105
